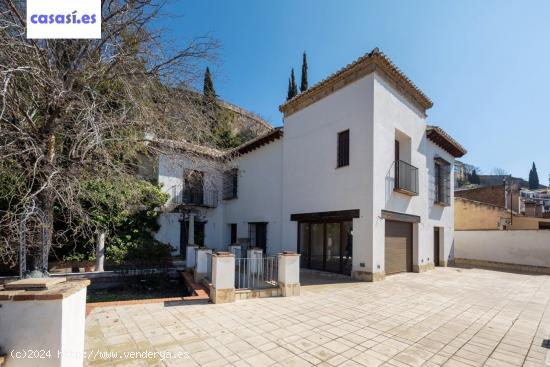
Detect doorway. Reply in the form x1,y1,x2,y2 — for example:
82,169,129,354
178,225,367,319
180,219,206,257
384,220,413,274
434,227,440,266
298,221,352,275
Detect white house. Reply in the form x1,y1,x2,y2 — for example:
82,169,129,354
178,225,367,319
153,48,466,281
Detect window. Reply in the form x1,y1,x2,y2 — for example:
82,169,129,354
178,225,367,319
230,223,237,244
223,168,238,200
249,222,267,250
184,170,203,192
183,169,204,205
434,158,451,205
337,130,350,167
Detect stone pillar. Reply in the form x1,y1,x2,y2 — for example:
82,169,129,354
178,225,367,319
0,279,90,367
210,252,235,304
278,252,300,297
194,247,212,282
186,245,198,270
228,244,241,258
187,213,195,245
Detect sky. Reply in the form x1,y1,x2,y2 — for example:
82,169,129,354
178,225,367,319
155,0,550,183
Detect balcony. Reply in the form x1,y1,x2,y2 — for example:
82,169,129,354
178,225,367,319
169,185,218,208
394,160,418,196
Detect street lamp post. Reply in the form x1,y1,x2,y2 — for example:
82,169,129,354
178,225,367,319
503,178,513,229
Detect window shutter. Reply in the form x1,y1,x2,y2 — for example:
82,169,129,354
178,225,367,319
337,130,350,167
223,168,238,200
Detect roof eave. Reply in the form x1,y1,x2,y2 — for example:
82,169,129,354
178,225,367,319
427,126,467,158
279,48,433,118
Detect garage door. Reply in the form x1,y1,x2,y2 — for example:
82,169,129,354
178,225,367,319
385,221,413,274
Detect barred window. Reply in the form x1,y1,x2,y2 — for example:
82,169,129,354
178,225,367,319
337,130,350,167
223,168,238,200
435,159,451,205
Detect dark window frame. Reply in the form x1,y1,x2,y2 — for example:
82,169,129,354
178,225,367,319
222,168,238,200
434,159,451,206
230,223,238,244
248,222,267,251
337,129,350,168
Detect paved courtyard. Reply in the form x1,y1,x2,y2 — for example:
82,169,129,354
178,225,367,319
85,267,550,366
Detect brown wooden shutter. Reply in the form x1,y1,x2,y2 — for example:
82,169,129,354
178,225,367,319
337,130,350,167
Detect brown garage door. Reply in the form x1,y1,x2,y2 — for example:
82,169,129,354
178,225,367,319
385,220,413,274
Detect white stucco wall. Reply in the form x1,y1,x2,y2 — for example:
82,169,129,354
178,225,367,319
455,230,550,268
281,73,375,273
371,73,427,273
155,154,225,254
153,68,458,278
223,140,283,255
154,213,181,253
371,73,455,273
0,288,87,367
425,142,456,264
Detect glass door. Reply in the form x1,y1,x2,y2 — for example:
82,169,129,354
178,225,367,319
299,223,310,268
310,223,324,271
325,223,341,273
342,221,353,275
298,220,353,275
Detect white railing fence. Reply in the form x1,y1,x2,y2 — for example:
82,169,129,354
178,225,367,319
235,256,278,289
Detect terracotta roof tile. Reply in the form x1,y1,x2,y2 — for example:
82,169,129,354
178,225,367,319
279,48,433,117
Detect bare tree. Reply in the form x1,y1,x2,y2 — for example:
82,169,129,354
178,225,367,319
0,0,220,273
491,167,509,176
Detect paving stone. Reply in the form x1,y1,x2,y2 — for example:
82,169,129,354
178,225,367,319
84,268,550,367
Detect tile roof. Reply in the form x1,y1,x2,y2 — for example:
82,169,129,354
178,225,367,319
426,125,467,158
153,128,284,160
279,48,433,117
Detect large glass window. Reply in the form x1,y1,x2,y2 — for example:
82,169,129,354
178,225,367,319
310,223,324,271
325,223,341,273
342,221,353,275
298,220,353,275
299,223,310,268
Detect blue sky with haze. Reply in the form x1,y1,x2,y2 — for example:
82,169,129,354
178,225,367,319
157,0,550,183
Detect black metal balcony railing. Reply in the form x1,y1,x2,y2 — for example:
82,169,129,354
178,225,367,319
169,185,218,208
394,160,419,195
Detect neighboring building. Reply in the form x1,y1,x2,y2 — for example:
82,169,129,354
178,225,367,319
153,48,467,281
455,197,550,230
455,185,521,214
455,185,549,218
520,188,550,214
454,160,467,188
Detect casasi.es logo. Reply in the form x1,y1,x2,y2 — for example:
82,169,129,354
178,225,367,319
27,0,101,39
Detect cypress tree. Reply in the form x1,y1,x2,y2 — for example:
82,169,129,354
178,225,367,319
469,169,480,185
287,69,298,101
290,68,298,98
203,66,216,99
287,78,292,101
529,162,539,189
300,52,308,92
